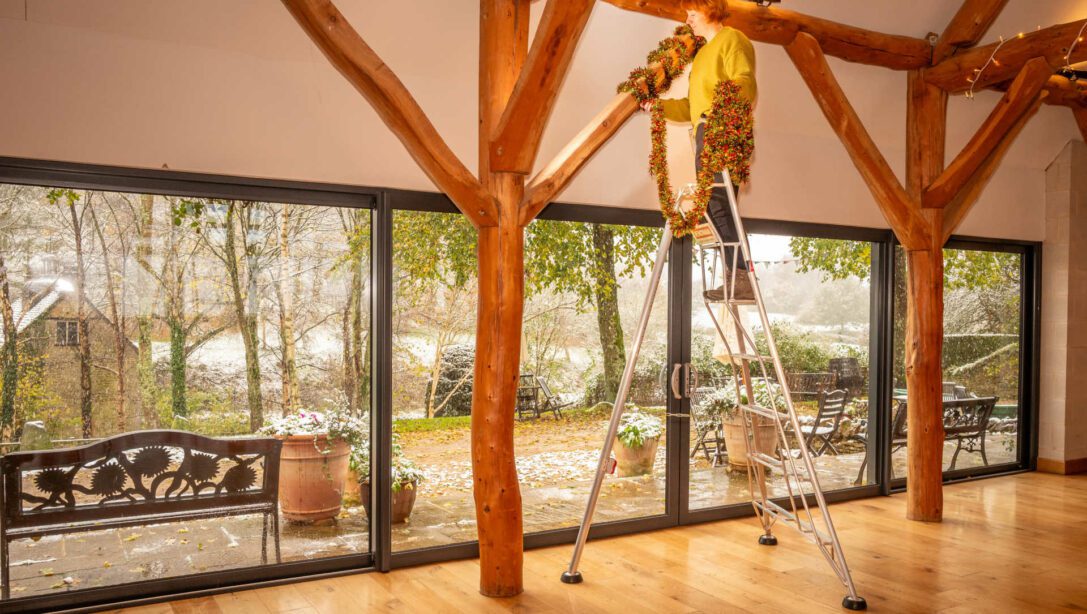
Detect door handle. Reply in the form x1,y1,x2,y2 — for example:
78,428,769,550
670,364,683,400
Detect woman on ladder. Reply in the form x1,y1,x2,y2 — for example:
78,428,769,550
641,0,758,300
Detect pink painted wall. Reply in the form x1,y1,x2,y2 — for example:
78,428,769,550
1,0,1084,240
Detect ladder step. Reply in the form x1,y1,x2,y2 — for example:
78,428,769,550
753,500,833,547
741,404,789,422
747,451,783,472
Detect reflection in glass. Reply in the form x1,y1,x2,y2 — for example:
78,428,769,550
890,247,1022,479
689,234,873,511
0,185,371,600
391,213,667,551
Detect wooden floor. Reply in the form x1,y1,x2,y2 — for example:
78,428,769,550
114,473,1087,614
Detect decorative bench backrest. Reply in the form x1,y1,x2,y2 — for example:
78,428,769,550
942,397,998,437
889,396,998,444
1,430,281,532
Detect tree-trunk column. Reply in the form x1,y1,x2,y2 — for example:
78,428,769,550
472,177,525,597
904,215,944,521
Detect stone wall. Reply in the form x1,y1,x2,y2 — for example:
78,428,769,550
1039,138,1087,474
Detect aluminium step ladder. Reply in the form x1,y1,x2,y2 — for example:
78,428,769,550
560,176,867,611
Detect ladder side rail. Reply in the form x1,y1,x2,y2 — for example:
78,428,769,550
718,171,861,600
563,221,673,581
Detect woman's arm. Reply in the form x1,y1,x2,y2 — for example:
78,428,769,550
660,97,692,122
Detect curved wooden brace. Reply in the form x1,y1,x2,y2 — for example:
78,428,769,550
785,32,929,250
490,0,597,174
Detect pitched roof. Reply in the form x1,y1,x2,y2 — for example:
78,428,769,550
0,279,69,345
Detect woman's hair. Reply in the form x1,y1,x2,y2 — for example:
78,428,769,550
682,0,730,24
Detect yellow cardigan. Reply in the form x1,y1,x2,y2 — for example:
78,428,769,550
661,27,757,124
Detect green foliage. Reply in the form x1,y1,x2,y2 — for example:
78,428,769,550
393,210,477,294
792,236,1020,293
755,322,834,375
155,388,248,436
616,408,663,448
790,237,871,282
394,415,472,433
5,352,76,439
524,220,658,308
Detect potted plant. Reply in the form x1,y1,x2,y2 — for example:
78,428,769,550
613,408,663,477
260,408,365,523
355,433,425,524
705,381,782,468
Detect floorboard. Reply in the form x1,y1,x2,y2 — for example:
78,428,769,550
115,473,1087,613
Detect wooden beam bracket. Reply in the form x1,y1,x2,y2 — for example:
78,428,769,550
923,57,1052,209
490,0,596,174
785,32,930,249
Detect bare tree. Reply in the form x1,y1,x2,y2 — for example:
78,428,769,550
50,189,94,437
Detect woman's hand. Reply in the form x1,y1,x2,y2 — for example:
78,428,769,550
639,100,655,113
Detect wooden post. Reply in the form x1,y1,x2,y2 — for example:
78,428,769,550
904,70,948,522
473,0,529,597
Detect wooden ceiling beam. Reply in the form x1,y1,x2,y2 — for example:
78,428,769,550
520,93,638,224
602,0,931,70
280,0,498,228
785,32,929,250
923,57,1052,208
932,0,1010,64
926,18,1087,93
942,94,1045,242
491,0,596,174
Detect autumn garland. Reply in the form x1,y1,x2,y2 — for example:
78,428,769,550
617,26,755,237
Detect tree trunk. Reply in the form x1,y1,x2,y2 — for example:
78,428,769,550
589,223,625,400
136,194,158,428
223,203,264,432
0,252,18,439
349,252,366,412
90,209,127,432
277,205,300,414
69,197,93,438
168,318,187,418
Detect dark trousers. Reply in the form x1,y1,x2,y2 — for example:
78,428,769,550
695,123,747,270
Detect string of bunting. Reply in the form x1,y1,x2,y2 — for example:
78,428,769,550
618,26,755,237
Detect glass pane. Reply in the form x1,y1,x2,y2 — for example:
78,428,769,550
689,234,873,512
0,185,371,602
890,247,1022,479
391,214,667,551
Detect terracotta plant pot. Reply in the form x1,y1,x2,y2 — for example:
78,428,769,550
360,479,419,524
612,435,660,477
343,468,363,505
722,415,777,468
278,434,350,523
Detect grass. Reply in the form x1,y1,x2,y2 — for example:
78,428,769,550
394,404,667,433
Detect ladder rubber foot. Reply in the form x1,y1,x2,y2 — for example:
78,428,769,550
561,571,584,584
842,596,867,610
758,534,778,546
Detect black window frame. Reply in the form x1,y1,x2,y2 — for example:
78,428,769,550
0,156,1042,612
886,236,1041,492
54,319,79,347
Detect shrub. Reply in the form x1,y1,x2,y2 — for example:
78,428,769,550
425,343,475,417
